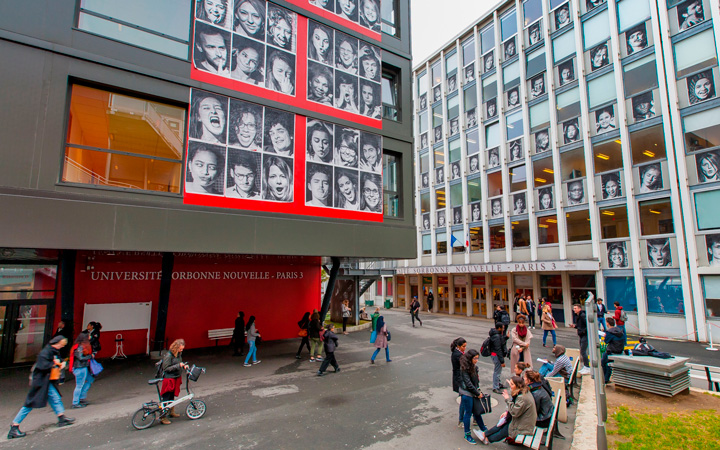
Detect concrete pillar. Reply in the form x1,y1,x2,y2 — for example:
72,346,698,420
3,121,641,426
449,275,456,315
465,274,473,317
508,273,516,322
561,272,572,325
485,273,493,319
432,275,439,313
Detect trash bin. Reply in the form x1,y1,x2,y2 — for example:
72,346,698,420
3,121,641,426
384,299,393,309
365,300,374,307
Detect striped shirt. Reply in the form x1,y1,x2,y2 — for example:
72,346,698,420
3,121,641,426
548,354,573,379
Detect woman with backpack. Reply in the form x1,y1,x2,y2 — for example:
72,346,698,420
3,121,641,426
159,339,188,425
458,349,489,445
308,312,324,362
295,312,311,359
541,303,557,347
450,337,467,428
244,316,261,367
70,333,94,408
370,316,391,363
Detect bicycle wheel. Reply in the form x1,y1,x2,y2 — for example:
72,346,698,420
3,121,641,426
131,408,157,430
186,399,207,420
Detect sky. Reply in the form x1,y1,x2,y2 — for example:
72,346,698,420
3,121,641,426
410,0,496,65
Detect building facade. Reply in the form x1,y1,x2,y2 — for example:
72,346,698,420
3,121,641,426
395,0,720,341
0,0,414,366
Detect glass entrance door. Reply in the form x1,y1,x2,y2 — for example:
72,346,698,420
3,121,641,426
0,302,52,366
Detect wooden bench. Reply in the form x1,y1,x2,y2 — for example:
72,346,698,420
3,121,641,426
566,357,581,402
688,363,720,392
208,328,234,345
513,393,562,449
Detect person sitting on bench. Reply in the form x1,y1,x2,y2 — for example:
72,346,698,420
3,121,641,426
524,370,553,429
538,345,572,381
475,376,537,445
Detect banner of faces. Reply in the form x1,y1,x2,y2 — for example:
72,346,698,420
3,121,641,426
594,105,617,135
305,117,383,212
468,154,480,174
513,192,527,215
470,201,482,222
422,212,430,230
307,20,382,117
537,186,554,210
534,129,550,153
453,206,463,224
707,234,720,266
566,179,586,205
687,70,716,105
487,148,500,169
647,238,671,267
193,0,298,95
607,242,629,268
466,108,478,128
696,150,720,183
625,22,648,56
677,0,705,31
419,93,428,111
509,139,523,162
490,198,503,218
529,73,545,99
586,0,606,12
437,210,446,227
638,163,663,193
558,59,575,87
562,118,580,145
554,3,571,30
308,0,382,32
600,172,623,199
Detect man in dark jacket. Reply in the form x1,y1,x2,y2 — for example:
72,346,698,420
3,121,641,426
601,317,625,384
8,336,75,439
571,304,590,375
52,321,72,358
317,324,340,376
596,298,608,331
232,311,245,356
410,296,423,327
489,323,507,393
427,290,434,312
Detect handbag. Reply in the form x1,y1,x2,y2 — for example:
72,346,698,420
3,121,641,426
370,330,377,344
50,366,62,381
89,359,104,377
472,393,492,416
386,330,391,341
298,329,308,337
255,335,262,345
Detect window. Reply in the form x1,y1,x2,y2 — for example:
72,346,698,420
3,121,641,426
446,52,458,76
383,153,401,218
567,210,592,242
588,72,617,109
530,101,550,130
490,225,506,249
77,0,191,59
63,85,185,193
506,111,524,141
524,0,543,26
556,87,581,122
512,220,531,247
382,67,400,121
538,215,559,244
468,177,482,202
702,276,720,317
464,88,478,112
481,25,496,54
419,111,429,133
433,104,444,128
646,277,684,314
501,10,518,40
639,198,674,236
434,146,445,167
447,96,460,120
421,192,430,213
470,226,484,250
436,187,446,209
583,10,610,50
449,139,461,163
483,75,498,102
617,0,651,31
437,232,448,254
684,108,720,151
600,205,629,239
422,234,432,255
533,157,555,186
561,148,586,180
450,183,463,208
463,37,476,66
623,54,658,98
549,0,567,10
553,31,576,63
467,129,480,154
488,171,504,196
381,0,398,36
510,165,528,192
630,125,666,164
486,122,501,148
695,190,720,230
452,230,466,253
417,71,428,97
593,139,623,173
606,277,638,312
503,61,521,90
431,61,442,86
526,48,546,79
420,152,430,175
674,29,718,78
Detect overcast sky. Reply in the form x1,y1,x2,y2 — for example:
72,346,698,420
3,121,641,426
410,0,495,66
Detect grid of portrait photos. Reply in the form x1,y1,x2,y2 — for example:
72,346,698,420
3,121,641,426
305,117,383,212
308,0,382,32
186,89,296,202
193,0,298,96
307,20,382,117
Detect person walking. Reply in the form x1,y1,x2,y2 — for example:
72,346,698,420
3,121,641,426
52,321,71,359
317,324,340,376
82,322,102,354
571,304,591,375
541,303,557,347
370,307,380,331
410,295,423,327
427,290,434,312
70,333,94,408
458,349,489,445
244,316,261,367
613,301,627,338
341,299,352,335
509,315,533,371
159,338,188,425
475,376,537,445
451,337,467,428
296,312,311,359
525,296,536,329
596,298,608,332
308,312,324,362
601,317,626,384
8,336,75,439
488,322,507,394
518,296,529,319
232,311,245,356
370,316,391,363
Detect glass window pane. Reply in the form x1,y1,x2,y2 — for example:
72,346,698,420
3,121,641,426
606,277,638,312
464,87,478,111
420,152,430,173
567,209,592,242
501,10,518,41
447,96,460,119
503,61,521,90
80,0,191,40
417,72,428,95
600,205,630,238
510,165,527,191
533,157,555,186
434,146,445,166
593,139,624,173
421,192,430,213
436,188,446,209
526,48,546,78
512,220,530,247
77,12,189,59
437,232,447,254
452,230,466,251
639,198,674,236
703,276,720,317
506,110,524,140
470,226,483,250
684,108,720,151
646,277,684,314
490,225,506,249
468,177,482,202
486,122,501,148
553,31,576,63
463,38,476,65
623,54,658,97
467,129,480,154
433,104,444,127
561,147,586,180
538,215,559,244
481,25,496,54
451,183,463,207
588,72,617,108
557,87,581,121
446,52,458,74
583,10,610,50
524,0,543,26
483,75,498,101
617,0,651,31
422,234,432,254
674,29,718,78
488,171,503,196
695,190,720,230
432,61,442,85
530,101,550,129
550,0,567,10
449,138,462,162
419,111,429,133
630,125,666,164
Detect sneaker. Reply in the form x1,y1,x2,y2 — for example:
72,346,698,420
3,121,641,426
317,371,324,377
253,360,261,365
243,363,252,367
498,383,508,389
71,403,87,409
579,367,592,375
79,399,89,405
57,416,75,427
457,421,464,428
464,432,477,445
473,429,486,442
316,357,324,361
492,388,503,394
295,355,301,359
335,367,341,373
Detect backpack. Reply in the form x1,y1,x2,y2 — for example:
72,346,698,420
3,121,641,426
480,337,492,357
620,310,628,322
154,350,167,378
319,328,326,342
501,311,510,326
68,343,78,373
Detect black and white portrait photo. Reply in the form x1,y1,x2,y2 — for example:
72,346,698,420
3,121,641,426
563,119,580,144
267,4,296,52
707,234,720,266
333,167,360,210
590,43,610,71
595,106,616,134
264,108,295,156
186,141,226,196
306,119,334,163
471,202,482,221
436,166,445,184
335,72,359,113
555,3,571,30
504,37,517,60
196,0,232,29
607,242,629,268
231,34,265,86
490,198,503,218
437,210,447,227
601,172,622,199
433,85,442,103
307,61,334,106
434,125,443,143
310,0,334,13
538,186,554,210
586,0,606,11
688,70,715,105
234,0,267,41
229,99,262,150
422,213,431,230
194,22,231,76
507,87,520,109
360,171,382,212
647,238,672,267
190,90,228,145
359,80,382,119
419,93,428,111
625,22,648,56
696,150,720,182
335,32,358,74
359,132,382,173
465,63,475,83
466,108,478,128
632,92,655,121
359,44,381,82
359,0,382,32
450,118,460,136
306,162,333,207
469,155,480,174
487,148,500,169
308,20,334,65
509,139,523,162
486,98,498,119
334,127,359,168
558,59,575,86
677,0,705,31
337,0,359,22
226,148,261,199
530,73,546,99
535,129,550,153
638,163,663,193
567,179,585,205
447,74,457,93
421,171,429,188
450,162,461,180
420,132,429,149
484,52,495,72
453,206,463,225
528,22,542,46
266,48,296,95
513,192,527,215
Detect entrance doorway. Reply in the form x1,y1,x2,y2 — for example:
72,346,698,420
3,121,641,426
0,300,54,366
437,277,449,313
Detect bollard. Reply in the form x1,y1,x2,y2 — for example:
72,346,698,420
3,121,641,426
707,323,719,352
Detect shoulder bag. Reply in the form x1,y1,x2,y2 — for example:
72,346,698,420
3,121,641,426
89,358,104,377
386,330,391,341
473,392,492,415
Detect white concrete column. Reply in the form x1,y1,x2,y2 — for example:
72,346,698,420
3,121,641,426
561,272,572,325
449,275,456,315
486,273,494,319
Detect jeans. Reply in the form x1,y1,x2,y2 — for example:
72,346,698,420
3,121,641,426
244,341,258,364
318,351,339,372
457,394,465,422
601,352,617,383
539,362,554,377
461,395,486,434
309,338,324,357
579,335,589,367
411,310,422,326
486,415,512,443
72,367,94,405
371,347,390,361
342,317,348,332
491,355,503,390
13,384,64,424
528,314,535,328
543,329,557,346
296,336,310,356
598,317,607,332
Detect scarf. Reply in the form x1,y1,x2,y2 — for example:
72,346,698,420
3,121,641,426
517,325,527,338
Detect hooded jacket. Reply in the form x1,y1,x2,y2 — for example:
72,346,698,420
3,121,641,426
488,328,507,364
613,306,625,326
605,326,625,354
529,381,553,422
451,348,463,392
573,310,587,337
